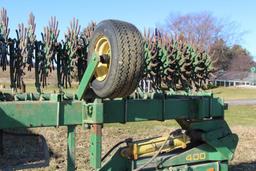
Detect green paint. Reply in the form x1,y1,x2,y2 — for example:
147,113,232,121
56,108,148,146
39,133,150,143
67,126,76,171
0,101,83,128
0,91,237,171
75,53,100,100
90,124,102,169
83,99,103,124
103,96,224,123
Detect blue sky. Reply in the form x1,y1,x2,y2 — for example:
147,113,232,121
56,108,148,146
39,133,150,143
1,0,255,58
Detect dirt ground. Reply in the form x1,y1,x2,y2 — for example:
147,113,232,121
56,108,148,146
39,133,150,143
0,124,255,171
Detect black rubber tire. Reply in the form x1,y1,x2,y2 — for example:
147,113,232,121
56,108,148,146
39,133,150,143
88,20,144,98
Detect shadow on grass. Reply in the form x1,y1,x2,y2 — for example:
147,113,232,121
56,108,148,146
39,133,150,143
230,161,256,171
0,128,54,170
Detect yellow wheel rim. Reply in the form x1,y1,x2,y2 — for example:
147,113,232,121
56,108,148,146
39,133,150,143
94,36,111,81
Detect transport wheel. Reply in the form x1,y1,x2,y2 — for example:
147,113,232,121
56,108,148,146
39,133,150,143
88,20,144,98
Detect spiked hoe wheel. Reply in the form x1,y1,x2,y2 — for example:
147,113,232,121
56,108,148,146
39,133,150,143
88,20,144,98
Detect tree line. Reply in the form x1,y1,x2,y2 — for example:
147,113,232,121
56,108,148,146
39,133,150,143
164,12,255,73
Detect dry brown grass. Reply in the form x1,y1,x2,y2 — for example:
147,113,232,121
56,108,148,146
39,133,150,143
0,104,256,171
0,123,255,171
230,126,256,171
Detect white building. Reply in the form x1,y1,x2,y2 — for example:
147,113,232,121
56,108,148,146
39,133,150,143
214,71,256,87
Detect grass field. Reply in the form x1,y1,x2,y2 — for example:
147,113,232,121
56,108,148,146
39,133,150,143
225,105,256,125
1,83,256,100
209,87,256,100
2,84,256,103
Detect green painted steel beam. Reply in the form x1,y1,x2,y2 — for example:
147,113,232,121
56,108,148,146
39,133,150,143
75,53,100,100
0,95,224,129
102,97,224,123
0,94,233,171
83,99,103,125
90,124,102,169
67,125,76,171
0,101,83,128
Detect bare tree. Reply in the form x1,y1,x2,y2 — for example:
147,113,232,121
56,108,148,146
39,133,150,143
165,12,248,72
165,12,242,51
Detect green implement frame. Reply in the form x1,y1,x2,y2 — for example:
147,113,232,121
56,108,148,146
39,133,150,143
0,53,238,171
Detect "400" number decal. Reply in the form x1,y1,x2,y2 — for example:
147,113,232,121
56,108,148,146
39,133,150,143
186,153,206,161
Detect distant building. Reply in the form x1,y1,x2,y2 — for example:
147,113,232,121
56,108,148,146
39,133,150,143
214,71,256,87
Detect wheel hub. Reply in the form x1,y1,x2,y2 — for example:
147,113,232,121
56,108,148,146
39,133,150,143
94,36,111,81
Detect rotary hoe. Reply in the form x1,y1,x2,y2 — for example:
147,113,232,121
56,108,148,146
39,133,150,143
0,8,238,171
